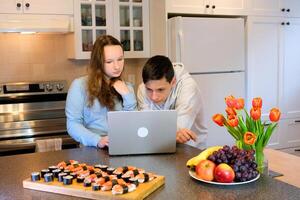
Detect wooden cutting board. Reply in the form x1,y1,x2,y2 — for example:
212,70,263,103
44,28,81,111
23,175,164,200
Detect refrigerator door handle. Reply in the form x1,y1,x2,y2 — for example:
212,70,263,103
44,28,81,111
178,30,183,62
174,16,184,63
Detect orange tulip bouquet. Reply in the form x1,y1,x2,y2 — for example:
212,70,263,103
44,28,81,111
212,95,281,173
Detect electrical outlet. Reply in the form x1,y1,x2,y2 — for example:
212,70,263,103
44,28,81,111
128,74,136,85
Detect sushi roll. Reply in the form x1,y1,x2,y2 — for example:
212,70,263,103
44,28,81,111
63,175,73,185
48,166,58,172
121,174,131,182
58,172,67,182
107,167,115,175
52,169,61,178
95,172,102,178
63,169,71,175
70,172,77,179
77,175,85,183
101,181,113,191
31,172,41,181
129,177,139,187
41,169,50,178
99,165,108,172
135,173,155,183
83,179,91,187
112,184,136,195
92,183,101,191
44,173,54,182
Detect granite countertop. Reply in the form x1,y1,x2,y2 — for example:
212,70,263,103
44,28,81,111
0,144,300,200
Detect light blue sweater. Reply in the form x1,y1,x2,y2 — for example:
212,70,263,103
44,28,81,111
65,76,137,147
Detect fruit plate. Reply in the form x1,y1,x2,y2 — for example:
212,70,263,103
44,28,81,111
189,170,260,186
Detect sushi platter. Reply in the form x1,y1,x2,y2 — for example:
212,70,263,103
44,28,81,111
23,160,165,200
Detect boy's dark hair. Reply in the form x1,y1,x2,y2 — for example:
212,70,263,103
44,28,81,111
142,55,175,83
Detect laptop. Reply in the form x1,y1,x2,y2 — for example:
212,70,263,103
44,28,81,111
107,110,177,155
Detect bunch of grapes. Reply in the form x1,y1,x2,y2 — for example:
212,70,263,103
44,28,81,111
207,145,259,182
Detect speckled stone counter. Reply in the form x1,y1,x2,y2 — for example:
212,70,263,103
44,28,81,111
0,144,300,200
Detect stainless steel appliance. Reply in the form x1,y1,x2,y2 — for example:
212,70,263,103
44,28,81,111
0,80,78,156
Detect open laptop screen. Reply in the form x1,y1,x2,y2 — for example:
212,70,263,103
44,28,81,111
108,110,177,155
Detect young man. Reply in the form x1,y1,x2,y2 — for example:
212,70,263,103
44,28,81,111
137,55,207,149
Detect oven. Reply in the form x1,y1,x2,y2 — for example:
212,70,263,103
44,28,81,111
0,81,78,156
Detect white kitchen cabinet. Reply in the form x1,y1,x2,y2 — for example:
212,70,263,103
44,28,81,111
166,0,248,15
283,18,300,119
249,0,300,17
247,16,300,148
68,0,149,59
0,0,73,15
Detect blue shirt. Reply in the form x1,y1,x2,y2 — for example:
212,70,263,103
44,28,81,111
65,76,137,147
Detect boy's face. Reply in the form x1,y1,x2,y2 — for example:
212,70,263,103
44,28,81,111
144,77,175,105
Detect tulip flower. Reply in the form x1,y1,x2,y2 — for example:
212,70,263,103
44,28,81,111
225,95,237,108
225,107,236,116
250,107,261,121
252,97,262,108
212,95,281,174
269,108,281,122
244,132,256,145
212,114,225,126
227,115,239,127
234,98,245,110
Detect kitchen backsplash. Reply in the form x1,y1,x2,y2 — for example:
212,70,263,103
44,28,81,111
0,33,145,90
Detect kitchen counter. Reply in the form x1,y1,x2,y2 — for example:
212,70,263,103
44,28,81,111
265,148,300,188
0,144,300,200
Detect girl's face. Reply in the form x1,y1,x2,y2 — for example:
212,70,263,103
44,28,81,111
103,45,124,79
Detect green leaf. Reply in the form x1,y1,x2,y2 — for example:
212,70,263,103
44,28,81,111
263,123,278,147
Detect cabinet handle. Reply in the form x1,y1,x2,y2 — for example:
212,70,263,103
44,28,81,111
281,22,285,25
25,3,30,8
286,22,290,25
281,8,285,12
295,120,300,123
286,8,290,12
16,3,22,8
212,5,216,9
206,5,210,8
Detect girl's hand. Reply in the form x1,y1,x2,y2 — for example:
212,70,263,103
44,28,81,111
97,136,109,148
112,80,129,95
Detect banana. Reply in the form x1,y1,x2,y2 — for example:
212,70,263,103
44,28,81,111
186,146,223,168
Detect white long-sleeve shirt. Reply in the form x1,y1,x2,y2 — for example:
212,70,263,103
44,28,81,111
137,63,207,149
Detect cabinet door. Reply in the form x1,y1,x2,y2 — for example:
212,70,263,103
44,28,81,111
23,0,73,15
0,0,23,13
249,0,283,16
283,0,300,17
166,0,208,14
283,18,300,118
285,118,300,147
114,0,150,58
210,0,248,15
247,17,284,118
71,0,114,59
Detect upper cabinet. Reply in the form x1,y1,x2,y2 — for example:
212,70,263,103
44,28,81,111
249,0,300,17
166,0,248,15
67,0,150,59
0,0,73,15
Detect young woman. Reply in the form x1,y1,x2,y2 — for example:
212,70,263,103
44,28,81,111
66,35,136,148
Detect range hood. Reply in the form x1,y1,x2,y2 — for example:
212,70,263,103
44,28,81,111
0,14,74,33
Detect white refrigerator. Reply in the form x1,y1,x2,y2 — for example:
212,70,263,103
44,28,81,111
167,16,245,147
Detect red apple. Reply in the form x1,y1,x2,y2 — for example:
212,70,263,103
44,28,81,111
195,160,216,181
214,163,235,183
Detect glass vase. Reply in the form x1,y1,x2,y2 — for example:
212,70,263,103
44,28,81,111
255,149,268,175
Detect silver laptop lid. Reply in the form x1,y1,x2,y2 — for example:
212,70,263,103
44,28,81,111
108,110,177,155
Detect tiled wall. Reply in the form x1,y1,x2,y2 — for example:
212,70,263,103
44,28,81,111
0,33,146,90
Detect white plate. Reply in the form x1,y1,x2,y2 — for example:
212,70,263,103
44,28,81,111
189,170,260,186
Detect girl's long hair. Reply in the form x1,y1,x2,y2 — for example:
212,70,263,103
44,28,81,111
87,35,123,110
